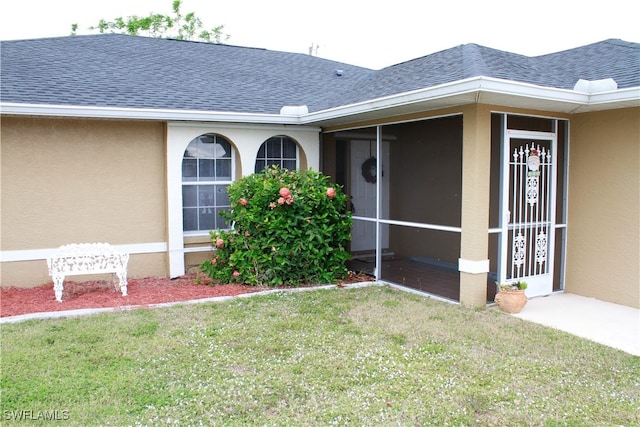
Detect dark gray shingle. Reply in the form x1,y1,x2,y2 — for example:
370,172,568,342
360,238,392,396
1,35,638,114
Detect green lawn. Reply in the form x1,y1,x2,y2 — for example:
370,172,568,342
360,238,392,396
1,286,638,426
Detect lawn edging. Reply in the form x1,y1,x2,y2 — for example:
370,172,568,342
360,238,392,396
0,281,383,324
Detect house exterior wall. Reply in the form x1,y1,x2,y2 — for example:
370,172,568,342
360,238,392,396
0,117,168,286
0,118,322,287
566,107,640,308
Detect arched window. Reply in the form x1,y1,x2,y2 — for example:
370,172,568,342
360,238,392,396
254,135,298,173
182,134,234,233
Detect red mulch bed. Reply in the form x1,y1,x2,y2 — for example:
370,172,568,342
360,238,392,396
0,272,372,318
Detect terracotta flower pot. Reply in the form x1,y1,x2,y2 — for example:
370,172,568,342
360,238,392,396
495,290,528,313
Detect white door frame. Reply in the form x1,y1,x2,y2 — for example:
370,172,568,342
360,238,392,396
498,129,558,297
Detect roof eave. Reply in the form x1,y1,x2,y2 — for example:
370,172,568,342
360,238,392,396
300,77,640,126
0,103,303,125
2,77,638,126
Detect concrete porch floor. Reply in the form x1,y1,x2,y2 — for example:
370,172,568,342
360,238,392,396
511,292,640,356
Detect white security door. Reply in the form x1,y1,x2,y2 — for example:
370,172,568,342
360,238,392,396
500,132,557,297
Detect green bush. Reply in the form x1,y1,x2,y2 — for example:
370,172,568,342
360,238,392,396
200,166,352,286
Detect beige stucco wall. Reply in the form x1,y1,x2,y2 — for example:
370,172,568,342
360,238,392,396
566,107,640,308
458,104,493,307
1,117,321,287
1,117,168,286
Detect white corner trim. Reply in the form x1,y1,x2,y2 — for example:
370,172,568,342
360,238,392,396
0,242,167,263
458,258,490,274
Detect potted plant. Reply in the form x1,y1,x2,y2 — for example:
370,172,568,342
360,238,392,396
494,281,528,313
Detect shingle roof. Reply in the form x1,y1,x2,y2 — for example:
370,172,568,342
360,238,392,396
0,34,372,114
1,34,638,114
331,40,639,107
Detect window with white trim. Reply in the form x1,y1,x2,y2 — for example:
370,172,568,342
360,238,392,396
182,134,234,233
254,135,298,173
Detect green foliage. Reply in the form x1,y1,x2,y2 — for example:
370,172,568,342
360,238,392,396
200,166,352,286
73,0,228,43
498,280,528,291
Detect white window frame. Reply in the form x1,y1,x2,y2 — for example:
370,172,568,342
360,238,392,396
181,134,236,237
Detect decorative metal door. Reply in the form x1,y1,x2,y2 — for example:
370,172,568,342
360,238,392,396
500,132,557,297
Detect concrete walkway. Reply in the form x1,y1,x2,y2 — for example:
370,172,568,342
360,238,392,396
512,292,640,356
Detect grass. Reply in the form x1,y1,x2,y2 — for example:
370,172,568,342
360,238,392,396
1,285,638,426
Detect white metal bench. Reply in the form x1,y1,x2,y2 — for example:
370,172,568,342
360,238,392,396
47,243,129,302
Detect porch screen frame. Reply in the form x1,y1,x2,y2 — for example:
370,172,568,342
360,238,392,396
349,124,463,278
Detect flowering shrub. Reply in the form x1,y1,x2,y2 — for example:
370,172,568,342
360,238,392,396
200,166,352,286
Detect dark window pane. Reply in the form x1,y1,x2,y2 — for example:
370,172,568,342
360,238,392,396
215,184,230,206
182,159,197,181
215,158,231,180
507,115,554,132
217,141,231,158
199,185,215,207
199,209,216,230
255,160,266,174
216,208,230,229
267,138,281,158
199,159,214,180
283,139,296,158
183,208,198,231
182,185,197,207
283,160,296,170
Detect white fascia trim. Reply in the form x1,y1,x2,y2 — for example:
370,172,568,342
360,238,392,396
0,103,302,125
458,258,490,274
587,87,640,104
0,242,167,262
302,77,487,122
300,77,587,123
